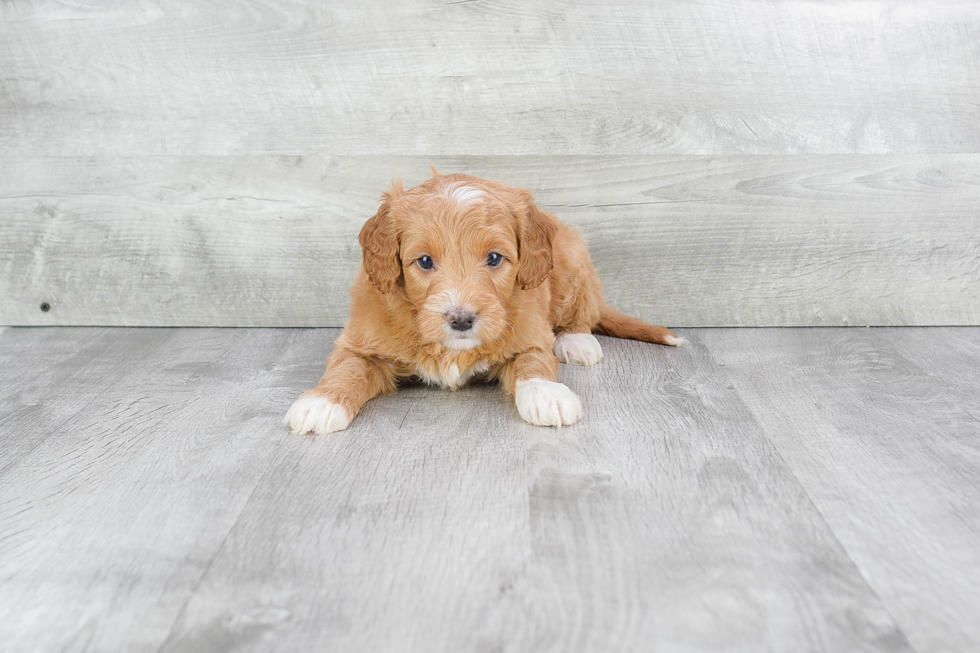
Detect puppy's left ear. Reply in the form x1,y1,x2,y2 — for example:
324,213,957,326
514,190,559,290
358,181,404,293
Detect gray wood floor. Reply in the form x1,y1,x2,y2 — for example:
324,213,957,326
1,327,977,653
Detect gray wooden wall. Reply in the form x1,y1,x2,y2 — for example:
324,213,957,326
2,1,978,327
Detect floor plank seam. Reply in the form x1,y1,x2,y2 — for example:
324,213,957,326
153,436,294,653
3,327,976,651
0,328,172,478
698,334,923,653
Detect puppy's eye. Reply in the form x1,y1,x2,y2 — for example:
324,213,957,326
416,255,434,270
486,252,503,267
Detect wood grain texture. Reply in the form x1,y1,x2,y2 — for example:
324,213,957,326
870,328,980,421
0,328,169,476
702,328,980,653
0,327,331,653
0,327,934,652
159,332,913,652
3,155,979,327
1,0,978,156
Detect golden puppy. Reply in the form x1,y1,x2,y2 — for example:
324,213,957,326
284,171,677,434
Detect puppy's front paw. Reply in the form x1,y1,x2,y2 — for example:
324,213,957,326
284,394,351,435
515,379,582,427
554,332,603,366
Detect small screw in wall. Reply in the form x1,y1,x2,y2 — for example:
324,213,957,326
40,302,51,312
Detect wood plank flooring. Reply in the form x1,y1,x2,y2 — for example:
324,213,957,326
0,327,976,652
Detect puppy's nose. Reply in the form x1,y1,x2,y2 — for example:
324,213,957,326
447,309,477,332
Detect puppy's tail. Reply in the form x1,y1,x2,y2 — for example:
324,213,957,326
594,303,680,346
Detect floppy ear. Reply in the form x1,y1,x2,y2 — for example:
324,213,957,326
358,183,404,293
515,190,559,290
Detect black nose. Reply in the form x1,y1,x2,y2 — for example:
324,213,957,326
448,309,476,332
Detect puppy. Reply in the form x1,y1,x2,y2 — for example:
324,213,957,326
284,170,677,434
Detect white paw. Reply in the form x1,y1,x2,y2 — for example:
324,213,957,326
283,395,351,435
554,333,603,366
515,379,582,427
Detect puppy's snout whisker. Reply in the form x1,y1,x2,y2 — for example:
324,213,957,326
447,308,477,332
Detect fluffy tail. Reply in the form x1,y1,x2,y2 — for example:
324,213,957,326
594,303,680,346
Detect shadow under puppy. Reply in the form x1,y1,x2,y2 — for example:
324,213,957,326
285,170,678,434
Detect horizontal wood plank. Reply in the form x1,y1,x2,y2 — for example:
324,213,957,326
1,1,978,155
2,155,979,327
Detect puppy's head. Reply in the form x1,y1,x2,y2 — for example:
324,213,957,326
359,173,557,351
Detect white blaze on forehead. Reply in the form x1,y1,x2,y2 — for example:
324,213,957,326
444,182,486,206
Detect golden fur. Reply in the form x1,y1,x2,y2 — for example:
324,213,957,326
284,171,677,434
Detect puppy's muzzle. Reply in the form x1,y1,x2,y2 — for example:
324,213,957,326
447,308,477,332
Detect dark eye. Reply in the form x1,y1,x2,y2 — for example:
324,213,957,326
416,255,434,270
486,252,503,267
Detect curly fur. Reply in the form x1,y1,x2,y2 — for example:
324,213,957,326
285,171,677,434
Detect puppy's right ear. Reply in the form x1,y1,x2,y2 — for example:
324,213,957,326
358,182,403,293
